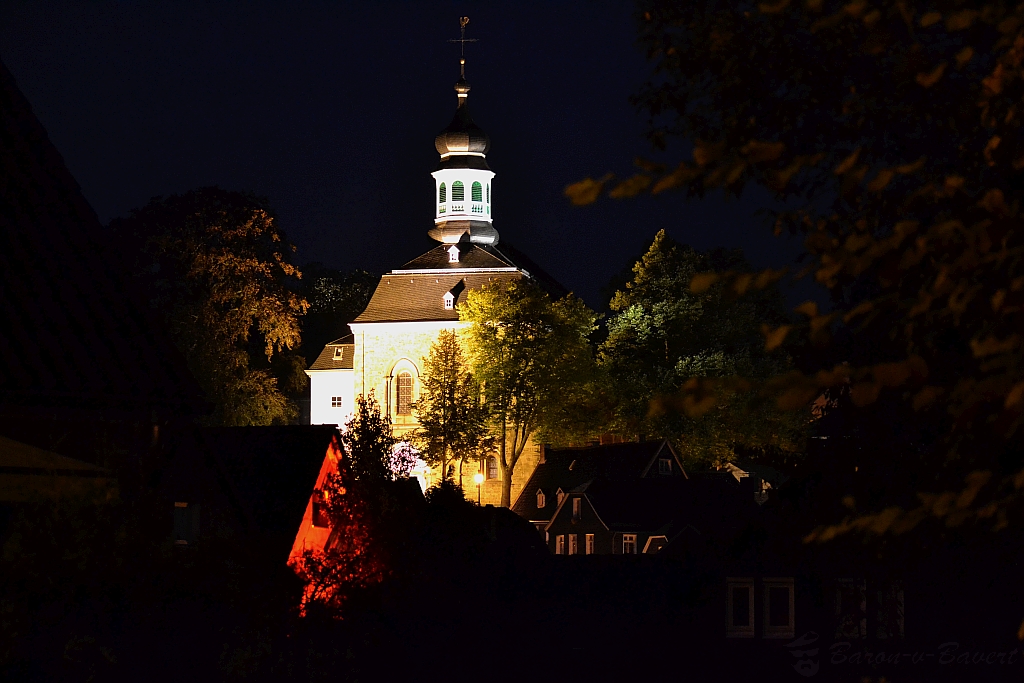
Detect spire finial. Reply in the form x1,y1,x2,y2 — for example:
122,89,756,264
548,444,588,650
449,16,477,80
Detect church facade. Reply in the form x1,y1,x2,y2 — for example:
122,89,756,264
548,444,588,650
306,57,551,506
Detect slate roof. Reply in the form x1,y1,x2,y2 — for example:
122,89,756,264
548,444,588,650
353,272,522,323
511,440,685,523
395,243,517,273
308,336,355,370
0,58,203,415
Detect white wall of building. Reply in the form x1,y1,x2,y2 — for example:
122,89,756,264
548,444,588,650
307,368,355,427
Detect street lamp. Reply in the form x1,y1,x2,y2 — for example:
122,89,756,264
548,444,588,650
473,472,484,505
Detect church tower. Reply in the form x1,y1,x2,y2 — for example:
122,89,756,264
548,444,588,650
307,21,559,504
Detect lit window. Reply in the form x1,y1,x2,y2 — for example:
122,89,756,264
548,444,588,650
572,497,581,521
452,181,465,201
439,182,446,203
622,534,637,554
471,181,483,202
556,488,565,505
585,534,594,554
555,535,565,555
396,372,413,415
333,347,344,359
658,458,672,475
726,578,755,637
536,489,546,509
331,396,343,408
764,577,795,639
486,456,498,480
568,534,578,555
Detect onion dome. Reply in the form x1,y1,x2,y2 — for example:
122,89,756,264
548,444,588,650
433,67,491,171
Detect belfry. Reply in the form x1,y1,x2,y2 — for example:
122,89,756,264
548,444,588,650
306,19,558,504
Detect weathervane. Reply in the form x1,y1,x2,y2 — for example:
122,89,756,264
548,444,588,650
448,16,477,79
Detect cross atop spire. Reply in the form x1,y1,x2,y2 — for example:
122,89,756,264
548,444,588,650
448,16,477,79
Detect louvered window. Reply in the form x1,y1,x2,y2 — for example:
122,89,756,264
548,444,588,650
452,181,465,201
471,181,483,202
439,182,446,203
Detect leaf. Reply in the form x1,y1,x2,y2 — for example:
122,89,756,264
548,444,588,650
916,62,947,88
955,46,974,68
945,10,978,32
978,188,1007,215
919,11,941,28
970,335,1020,358
872,361,911,388
609,174,653,199
913,386,944,410
834,147,862,175
896,157,926,174
762,324,792,351
732,272,754,295
984,136,1001,166
741,139,786,163
689,272,719,293
843,300,873,323
758,0,791,13
564,174,613,206
850,381,880,406
794,300,819,317
867,168,894,192
652,163,701,194
693,139,726,167
634,157,665,174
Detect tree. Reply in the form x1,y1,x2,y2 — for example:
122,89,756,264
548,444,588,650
299,265,376,366
411,330,492,487
600,229,803,465
568,2,1024,540
109,187,308,426
460,279,598,507
342,392,414,483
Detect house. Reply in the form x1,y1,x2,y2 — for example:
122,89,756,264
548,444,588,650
511,440,687,535
0,435,117,504
162,425,343,563
304,54,564,503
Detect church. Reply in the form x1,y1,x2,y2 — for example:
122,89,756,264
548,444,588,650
305,53,556,507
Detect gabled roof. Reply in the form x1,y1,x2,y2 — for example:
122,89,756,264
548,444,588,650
308,336,354,370
511,440,686,523
0,58,203,416
394,243,517,273
353,272,521,324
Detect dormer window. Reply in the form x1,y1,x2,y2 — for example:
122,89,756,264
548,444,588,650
658,458,672,475
443,291,454,310
536,489,546,509
556,488,565,506
448,245,460,263
333,347,344,360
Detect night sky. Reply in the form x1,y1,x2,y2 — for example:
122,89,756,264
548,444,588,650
0,0,808,309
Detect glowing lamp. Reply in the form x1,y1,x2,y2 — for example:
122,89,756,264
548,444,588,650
473,473,484,485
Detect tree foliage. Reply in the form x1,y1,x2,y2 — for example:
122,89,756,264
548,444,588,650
342,392,414,483
110,187,308,426
460,278,598,507
299,265,376,366
411,330,492,485
568,1,1024,539
600,229,803,465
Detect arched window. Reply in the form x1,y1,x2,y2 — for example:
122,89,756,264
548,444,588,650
536,489,546,509
396,372,413,415
439,182,446,203
451,181,465,202
486,456,498,480
471,181,483,202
